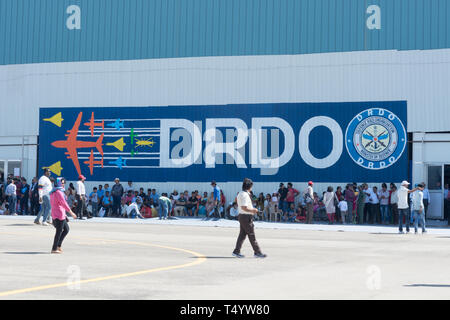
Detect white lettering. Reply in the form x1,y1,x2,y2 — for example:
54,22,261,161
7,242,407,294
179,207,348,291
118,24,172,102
66,5,81,30
298,116,343,169
366,5,381,30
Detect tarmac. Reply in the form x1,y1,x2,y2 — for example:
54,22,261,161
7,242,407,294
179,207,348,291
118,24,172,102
1,215,450,300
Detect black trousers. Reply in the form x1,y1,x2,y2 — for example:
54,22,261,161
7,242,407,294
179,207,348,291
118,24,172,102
76,195,89,218
52,218,70,251
233,214,262,255
30,198,40,215
364,203,371,223
20,197,29,215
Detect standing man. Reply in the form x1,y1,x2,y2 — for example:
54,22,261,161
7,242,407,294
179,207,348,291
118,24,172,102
19,178,30,215
5,178,17,215
303,181,314,224
344,184,356,224
76,175,92,220
278,183,288,214
211,180,221,221
421,182,430,218
34,169,53,225
397,181,420,234
412,183,426,234
111,178,124,217
286,183,300,210
29,177,40,216
232,178,266,258
379,183,390,225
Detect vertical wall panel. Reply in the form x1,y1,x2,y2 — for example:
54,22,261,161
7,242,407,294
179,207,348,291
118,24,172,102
0,0,450,65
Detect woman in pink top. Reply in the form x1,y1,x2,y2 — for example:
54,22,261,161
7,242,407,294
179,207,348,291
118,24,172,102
50,178,77,254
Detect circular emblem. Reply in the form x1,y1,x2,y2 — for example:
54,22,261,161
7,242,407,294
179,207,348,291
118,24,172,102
345,108,406,170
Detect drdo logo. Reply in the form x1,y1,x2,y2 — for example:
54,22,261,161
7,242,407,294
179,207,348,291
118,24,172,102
345,108,407,170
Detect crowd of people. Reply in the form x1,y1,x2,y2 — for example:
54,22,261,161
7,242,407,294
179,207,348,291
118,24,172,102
1,170,450,234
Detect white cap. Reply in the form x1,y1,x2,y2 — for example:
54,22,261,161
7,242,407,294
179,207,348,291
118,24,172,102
401,180,410,186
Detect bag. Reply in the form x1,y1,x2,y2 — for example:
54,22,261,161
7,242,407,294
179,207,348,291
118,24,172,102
98,207,106,217
304,192,313,204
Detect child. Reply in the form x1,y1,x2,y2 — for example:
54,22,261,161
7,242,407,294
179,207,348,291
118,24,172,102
338,197,348,224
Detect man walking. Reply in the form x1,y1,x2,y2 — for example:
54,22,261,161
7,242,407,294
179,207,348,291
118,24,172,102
34,169,53,225
76,175,92,220
397,181,420,234
232,178,266,258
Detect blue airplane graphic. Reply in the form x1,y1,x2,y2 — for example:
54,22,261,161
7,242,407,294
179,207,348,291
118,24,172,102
107,119,125,131
109,157,127,169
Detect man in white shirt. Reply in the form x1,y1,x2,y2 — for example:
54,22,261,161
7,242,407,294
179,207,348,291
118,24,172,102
397,181,420,234
125,200,144,219
124,181,134,194
76,175,92,220
5,179,17,215
232,178,266,258
229,202,239,220
303,181,314,224
34,169,53,225
379,183,390,224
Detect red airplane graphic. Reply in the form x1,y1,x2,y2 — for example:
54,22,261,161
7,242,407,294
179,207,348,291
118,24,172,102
84,112,104,137
51,112,104,176
83,149,104,175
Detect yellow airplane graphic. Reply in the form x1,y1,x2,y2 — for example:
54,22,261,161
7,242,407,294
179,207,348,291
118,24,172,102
43,112,64,127
43,161,63,176
106,137,126,152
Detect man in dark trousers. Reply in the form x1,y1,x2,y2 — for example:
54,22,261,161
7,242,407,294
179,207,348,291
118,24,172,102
29,177,40,216
111,178,124,217
19,177,30,215
232,178,266,258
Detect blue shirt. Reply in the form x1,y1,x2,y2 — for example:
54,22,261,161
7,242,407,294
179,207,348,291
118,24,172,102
213,186,221,203
97,189,105,199
197,206,206,217
150,193,160,204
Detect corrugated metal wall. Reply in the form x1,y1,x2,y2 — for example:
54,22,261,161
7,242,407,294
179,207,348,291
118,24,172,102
1,0,449,65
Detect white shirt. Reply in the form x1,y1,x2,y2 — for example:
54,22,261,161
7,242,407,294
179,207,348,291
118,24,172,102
338,201,348,212
125,185,134,193
397,186,410,209
369,190,379,204
390,191,399,204
76,181,86,196
5,183,16,196
378,190,389,206
126,202,140,215
237,191,254,215
412,191,424,211
38,175,52,197
230,206,239,217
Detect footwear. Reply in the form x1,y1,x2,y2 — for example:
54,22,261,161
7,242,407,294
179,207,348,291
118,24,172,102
79,217,85,220
34,221,41,225
399,230,404,234
254,253,267,258
42,222,50,226
232,252,245,258
87,215,93,219
57,247,63,253
51,250,61,254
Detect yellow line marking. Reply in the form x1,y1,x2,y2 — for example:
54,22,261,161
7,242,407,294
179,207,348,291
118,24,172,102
0,232,206,297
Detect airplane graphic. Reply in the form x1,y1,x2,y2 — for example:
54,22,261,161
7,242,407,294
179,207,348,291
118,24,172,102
109,157,127,170
84,112,104,137
51,112,104,176
130,128,138,144
83,149,104,175
107,119,125,131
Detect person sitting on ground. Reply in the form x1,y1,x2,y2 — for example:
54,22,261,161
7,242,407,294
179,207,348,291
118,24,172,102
229,202,239,220
125,201,145,219
295,204,306,222
187,191,198,216
204,193,216,220
174,192,188,216
197,200,207,219
283,202,297,222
